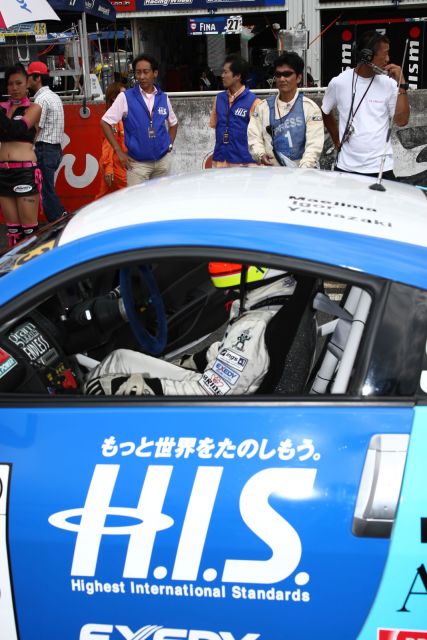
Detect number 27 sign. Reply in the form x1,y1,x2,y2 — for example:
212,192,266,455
225,16,242,34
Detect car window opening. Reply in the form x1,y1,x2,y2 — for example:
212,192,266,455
0,258,372,399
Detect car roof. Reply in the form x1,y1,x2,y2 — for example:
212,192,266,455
59,167,427,249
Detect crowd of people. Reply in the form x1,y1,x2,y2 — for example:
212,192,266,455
0,29,410,248
97,31,409,191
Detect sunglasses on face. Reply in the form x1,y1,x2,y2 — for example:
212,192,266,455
274,70,296,79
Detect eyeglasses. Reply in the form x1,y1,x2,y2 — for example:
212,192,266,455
274,70,296,79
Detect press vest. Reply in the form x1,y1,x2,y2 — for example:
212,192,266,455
267,92,306,162
124,86,171,162
213,87,257,164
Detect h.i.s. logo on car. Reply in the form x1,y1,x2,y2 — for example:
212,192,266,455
46,431,319,639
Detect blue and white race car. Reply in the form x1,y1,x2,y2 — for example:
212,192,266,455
0,168,426,640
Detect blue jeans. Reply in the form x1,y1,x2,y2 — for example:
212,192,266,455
35,142,65,222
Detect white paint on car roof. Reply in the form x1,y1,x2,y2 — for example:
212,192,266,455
59,168,427,248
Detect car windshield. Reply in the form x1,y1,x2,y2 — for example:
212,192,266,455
0,218,68,275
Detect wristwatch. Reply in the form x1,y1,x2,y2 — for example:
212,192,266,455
399,82,409,93
168,143,173,152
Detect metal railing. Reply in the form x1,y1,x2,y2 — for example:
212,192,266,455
166,87,328,97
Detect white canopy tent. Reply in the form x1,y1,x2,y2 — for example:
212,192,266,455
0,0,60,29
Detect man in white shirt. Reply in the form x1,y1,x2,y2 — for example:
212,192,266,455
27,61,66,221
100,54,178,185
248,52,324,169
321,31,410,179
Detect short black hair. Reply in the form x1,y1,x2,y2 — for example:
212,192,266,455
274,52,304,76
30,73,50,86
356,30,390,60
224,54,248,84
132,54,159,74
5,63,27,84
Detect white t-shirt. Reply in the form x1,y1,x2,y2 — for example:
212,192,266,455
322,68,398,173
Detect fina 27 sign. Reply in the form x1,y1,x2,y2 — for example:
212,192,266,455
188,16,242,35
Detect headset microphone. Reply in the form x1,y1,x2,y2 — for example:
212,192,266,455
358,48,374,63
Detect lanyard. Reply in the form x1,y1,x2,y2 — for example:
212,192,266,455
223,90,240,144
350,70,375,122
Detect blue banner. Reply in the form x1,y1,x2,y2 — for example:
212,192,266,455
48,0,116,21
137,0,283,12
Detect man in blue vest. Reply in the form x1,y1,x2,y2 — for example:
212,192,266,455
100,54,178,185
210,54,261,167
248,52,324,168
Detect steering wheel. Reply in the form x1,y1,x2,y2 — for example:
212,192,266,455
119,265,168,355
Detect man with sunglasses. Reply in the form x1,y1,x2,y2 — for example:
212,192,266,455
248,52,324,168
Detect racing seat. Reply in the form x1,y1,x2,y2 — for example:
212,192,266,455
255,276,320,395
309,286,372,394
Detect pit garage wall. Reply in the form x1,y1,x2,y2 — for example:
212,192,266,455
29,89,427,217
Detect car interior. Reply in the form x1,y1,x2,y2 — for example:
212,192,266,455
0,250,372,397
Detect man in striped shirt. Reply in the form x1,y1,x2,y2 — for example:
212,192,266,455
27,61,67,221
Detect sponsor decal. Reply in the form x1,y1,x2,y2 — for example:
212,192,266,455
49,463,317,603
12,240,55,269
398,520,427,613
378,631,427,640
234,108,248,117
233,329,251,352
80,625,260,640
13,184,32,193
199,369,231,395
158,106,167,115
14,0,32,15
341,29,353,73
407,27,421,90
8,321,56,366
100,435,320,461
212,359,240,385
217,348,247,371
398,563,427,612
0,347,17,379
422,518,427,543
97,4,111,15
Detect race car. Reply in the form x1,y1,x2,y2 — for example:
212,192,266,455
0,167,426,640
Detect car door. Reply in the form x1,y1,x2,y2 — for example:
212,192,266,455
0,231,425,640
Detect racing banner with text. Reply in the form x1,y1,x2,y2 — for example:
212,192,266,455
321,18,426,89
111,0,284,12
188,16,242,35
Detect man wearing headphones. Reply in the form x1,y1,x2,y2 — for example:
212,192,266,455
321,31,410,179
